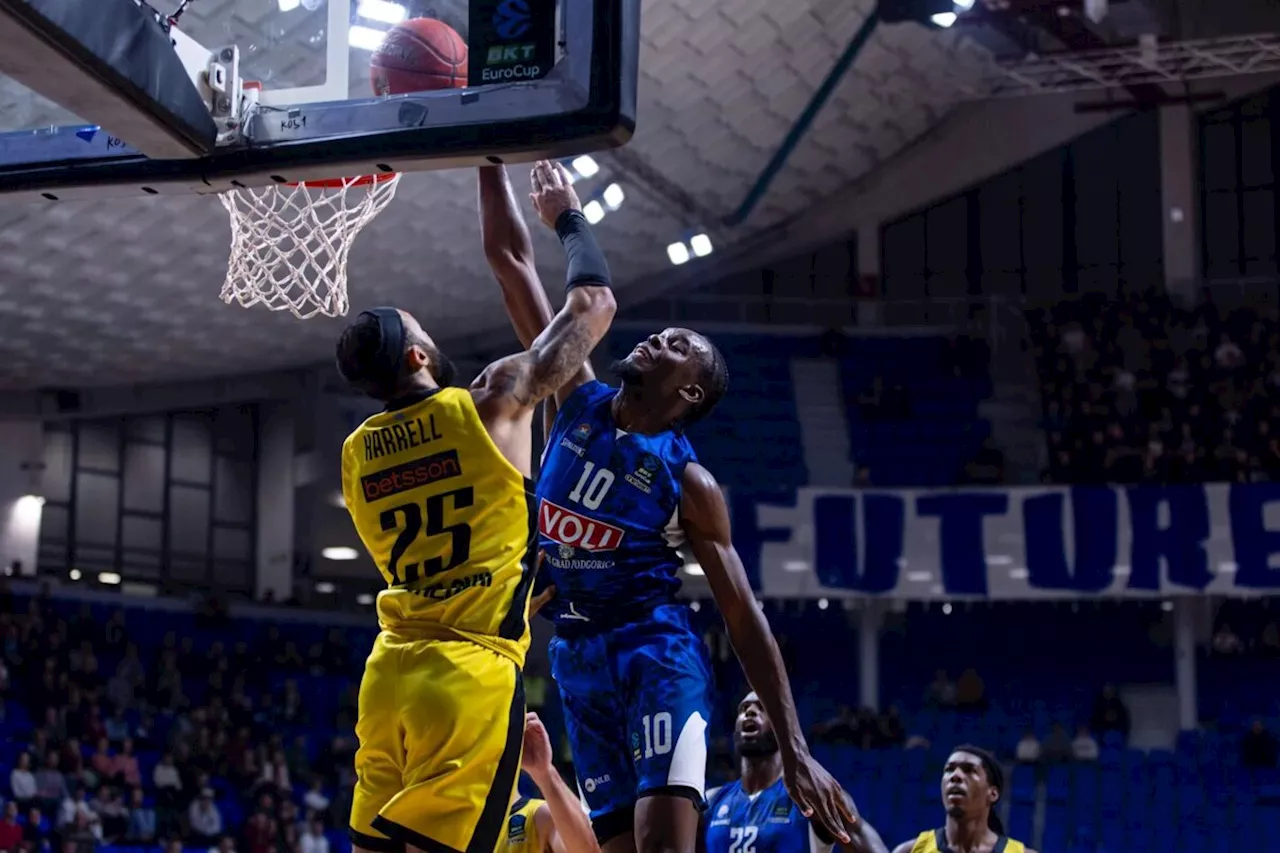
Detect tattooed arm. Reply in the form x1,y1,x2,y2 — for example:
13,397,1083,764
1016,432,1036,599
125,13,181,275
477,165,594,439
471,161,616,433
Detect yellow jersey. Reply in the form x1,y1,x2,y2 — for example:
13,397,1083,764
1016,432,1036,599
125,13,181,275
909,829,1026,853
341,387,536,665
505,797,547,853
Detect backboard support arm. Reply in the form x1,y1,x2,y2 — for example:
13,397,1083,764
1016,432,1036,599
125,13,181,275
0,0,218,159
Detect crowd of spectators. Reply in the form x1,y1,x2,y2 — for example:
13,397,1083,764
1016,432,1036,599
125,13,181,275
1028,290,1280,484
0,586,355,853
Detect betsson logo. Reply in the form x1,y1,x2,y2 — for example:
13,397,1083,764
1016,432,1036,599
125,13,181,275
493,0,532,40
538,499,624,552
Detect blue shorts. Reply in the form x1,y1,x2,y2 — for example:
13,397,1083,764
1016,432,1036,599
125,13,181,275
548,604,713,823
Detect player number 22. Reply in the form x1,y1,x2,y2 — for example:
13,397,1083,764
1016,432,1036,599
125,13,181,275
728,827,758,853
379,486,474,585
568,461,615,510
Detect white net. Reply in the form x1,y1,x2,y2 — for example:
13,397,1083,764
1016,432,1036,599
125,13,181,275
219,173,402,319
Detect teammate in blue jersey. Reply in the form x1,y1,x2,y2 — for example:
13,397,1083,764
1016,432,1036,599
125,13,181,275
479,166,855,853
704,692,888,853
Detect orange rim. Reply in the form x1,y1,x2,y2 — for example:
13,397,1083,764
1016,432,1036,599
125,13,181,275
286,173,399,189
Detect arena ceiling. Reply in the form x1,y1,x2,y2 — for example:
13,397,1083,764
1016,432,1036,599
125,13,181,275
0,0,1000,392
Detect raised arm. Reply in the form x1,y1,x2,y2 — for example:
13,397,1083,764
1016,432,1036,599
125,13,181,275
477,164,596,435
523,713,600,853
680,462,855,845
471,162,616,427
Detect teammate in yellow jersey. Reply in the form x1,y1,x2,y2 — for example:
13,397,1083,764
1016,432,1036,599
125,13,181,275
507,712,601,853
892,746,1036,853
335,160,617,853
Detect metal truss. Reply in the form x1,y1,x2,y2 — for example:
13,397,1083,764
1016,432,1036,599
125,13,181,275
966,34,1280,99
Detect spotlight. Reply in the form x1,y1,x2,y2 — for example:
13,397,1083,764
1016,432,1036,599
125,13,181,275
571,155,599,179
583,200,605,224
356,0,406,24
667,242,690,265
348,25,387,50
689,233,713,257
603,183,624,210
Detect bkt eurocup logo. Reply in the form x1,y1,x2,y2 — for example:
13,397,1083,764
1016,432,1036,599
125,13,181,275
493,0,532,39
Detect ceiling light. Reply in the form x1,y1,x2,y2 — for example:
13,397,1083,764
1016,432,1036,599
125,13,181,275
69,569,82,581
357,593,374,605
684,561,704,577
357,0,406,24
782,560,809,573
1009,567,1030,580
348,25,387,51
667,242,690,265
689,233,713,257
315,582,336,594
906,570,933,583
98,572,122,585
571,155,599,178
602,183,624,210
583,200,605,224
330,491,346,509
942,602,953,615
1161,600,1174,612
689,601,701,612
954,0,975,9
818,598,829,610
322,546,359,560
930,11,957,26
278,0,301,10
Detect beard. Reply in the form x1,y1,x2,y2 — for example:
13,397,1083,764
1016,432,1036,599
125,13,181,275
426,345,458,387
735,730,780,759
611,357,644,386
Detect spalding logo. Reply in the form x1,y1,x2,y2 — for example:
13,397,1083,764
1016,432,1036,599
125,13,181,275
493,0,532,40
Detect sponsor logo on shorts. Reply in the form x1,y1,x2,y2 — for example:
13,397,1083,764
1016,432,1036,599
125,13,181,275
583,774,610,794
360,450,461,502
538,499,624,552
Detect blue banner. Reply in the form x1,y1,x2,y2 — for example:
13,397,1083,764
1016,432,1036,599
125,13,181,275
726,483,1280,598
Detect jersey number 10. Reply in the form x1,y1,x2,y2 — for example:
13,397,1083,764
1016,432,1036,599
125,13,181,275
568,461,615,510
380,486,474,585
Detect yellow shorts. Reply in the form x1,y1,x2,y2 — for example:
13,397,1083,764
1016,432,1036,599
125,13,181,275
349,632,525,853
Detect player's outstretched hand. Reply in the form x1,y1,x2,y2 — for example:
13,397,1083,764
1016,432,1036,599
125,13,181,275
522,712,555,781
530,160,581,229
529,550,557,619
784,751,857,845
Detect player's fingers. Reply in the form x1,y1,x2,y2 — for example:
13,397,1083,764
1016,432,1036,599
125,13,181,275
802,787,844,843
531,164,545,193
544,161,564,190
553,162,574,187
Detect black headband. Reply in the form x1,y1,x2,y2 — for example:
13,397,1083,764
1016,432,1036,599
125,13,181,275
361,307,405,382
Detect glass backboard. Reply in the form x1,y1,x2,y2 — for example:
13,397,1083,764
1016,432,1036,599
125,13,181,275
0,0,636,199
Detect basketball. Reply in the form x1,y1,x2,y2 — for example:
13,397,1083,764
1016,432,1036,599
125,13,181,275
370,18,468,96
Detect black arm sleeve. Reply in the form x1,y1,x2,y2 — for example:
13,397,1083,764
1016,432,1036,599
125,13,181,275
556,209,612,291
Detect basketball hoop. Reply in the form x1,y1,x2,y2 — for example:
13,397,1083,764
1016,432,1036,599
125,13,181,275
219,171,401,320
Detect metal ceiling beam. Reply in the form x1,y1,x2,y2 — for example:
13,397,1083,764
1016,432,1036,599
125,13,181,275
969,34,1280,98
724,10,881,227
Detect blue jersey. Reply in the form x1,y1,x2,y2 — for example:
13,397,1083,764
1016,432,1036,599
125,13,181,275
536,380,697,628
705,779,832,853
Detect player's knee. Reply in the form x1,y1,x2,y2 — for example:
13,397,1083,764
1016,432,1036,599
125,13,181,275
635,792,701,853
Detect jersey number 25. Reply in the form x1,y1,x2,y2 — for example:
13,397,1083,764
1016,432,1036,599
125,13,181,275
380,486,473,585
